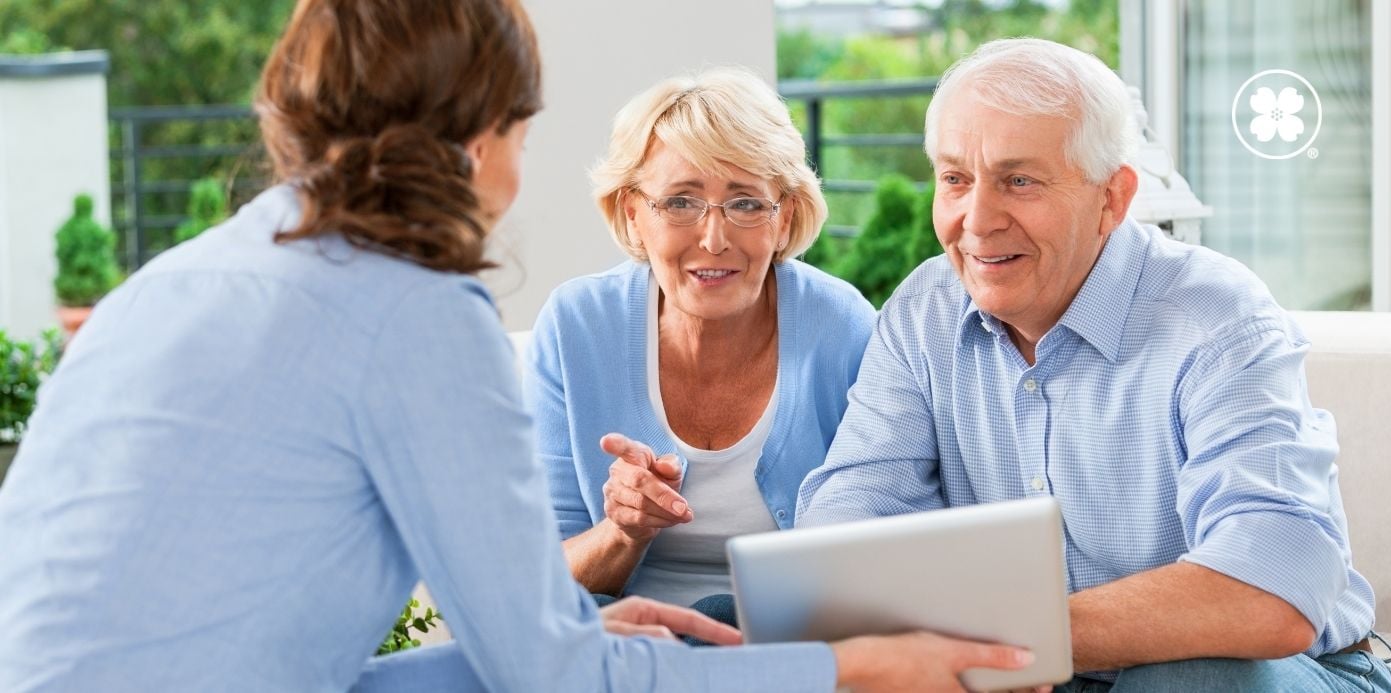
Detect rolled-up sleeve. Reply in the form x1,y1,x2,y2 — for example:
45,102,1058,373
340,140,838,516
1176,320,1347,632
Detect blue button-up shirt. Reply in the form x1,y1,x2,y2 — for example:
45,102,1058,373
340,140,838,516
797,219,1375,659
0,186,836,692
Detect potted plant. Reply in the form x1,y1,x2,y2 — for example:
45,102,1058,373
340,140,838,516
173,177,228,245
53,194,121,336
0,329,61,484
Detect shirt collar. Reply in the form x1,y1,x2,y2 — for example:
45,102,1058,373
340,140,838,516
958,218,1150,363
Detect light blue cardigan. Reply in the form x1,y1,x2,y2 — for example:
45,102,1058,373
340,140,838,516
524,259,876,539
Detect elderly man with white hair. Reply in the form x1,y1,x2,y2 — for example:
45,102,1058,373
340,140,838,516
797,37,1387,691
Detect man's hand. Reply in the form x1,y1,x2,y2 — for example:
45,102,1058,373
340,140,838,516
600,596,741,645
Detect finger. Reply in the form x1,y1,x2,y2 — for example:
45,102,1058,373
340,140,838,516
642,603,742,646
630,469,691,519
601,433,655,469
651,454,683,483
602,480,648,512
613,465,691,520
953,642,1034,672
607,506,685,530
605,474,689,525
607,622,677,640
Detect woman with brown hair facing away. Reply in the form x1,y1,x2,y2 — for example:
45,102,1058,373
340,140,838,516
0,1,1035,691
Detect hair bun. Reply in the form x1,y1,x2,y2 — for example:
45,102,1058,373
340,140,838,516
292,124,489,273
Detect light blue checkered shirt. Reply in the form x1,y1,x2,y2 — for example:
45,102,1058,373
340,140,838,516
797,219,1376,660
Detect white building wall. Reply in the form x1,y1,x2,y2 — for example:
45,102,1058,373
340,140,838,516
0,52,111,342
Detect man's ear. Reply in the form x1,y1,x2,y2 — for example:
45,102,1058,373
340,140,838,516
1099,164,1139,234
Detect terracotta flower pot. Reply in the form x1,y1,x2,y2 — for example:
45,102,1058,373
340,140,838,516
57,305,93,338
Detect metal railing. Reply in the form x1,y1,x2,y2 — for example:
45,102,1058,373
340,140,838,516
108,105,265,269
779,77,938,237
107,77,939,268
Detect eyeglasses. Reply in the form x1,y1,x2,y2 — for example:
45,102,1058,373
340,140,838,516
634,189,781,228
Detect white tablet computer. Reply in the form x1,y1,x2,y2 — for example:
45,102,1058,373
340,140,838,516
727,497,1072,691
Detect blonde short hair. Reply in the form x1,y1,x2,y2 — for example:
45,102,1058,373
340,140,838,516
591,67,827,262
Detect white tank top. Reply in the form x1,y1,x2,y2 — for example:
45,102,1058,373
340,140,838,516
624,273,780,606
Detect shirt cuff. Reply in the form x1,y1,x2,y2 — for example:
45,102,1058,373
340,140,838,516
664,640,837,693
1180,510,1348,633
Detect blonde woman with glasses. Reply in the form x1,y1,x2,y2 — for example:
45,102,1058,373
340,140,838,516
525,68,875,628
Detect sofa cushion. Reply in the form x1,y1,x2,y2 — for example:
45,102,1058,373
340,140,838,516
1291,311,1391,634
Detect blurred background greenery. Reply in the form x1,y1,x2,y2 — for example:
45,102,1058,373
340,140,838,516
1,0,1117,303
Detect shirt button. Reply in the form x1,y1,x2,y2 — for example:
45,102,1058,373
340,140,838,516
776,509,787,520
1024,378,1038,392
1031,476,1045,491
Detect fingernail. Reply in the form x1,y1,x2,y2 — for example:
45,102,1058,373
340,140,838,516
672,501,687,515
1016,650,1036,666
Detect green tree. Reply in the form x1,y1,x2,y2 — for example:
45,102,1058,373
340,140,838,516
0,1,295,107
776,28,845,81
54,194,121,307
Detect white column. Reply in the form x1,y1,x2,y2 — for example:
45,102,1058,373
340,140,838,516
486,0,777,332
0,51,111,342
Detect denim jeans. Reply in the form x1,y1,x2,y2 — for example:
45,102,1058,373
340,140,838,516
1056,651,1391,693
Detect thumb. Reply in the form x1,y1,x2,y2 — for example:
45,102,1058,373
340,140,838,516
959,643,1034,672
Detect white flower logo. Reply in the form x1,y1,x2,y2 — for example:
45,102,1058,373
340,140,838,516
1248,86,1305,143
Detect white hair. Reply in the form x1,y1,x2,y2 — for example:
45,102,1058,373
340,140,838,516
924,38,1137,184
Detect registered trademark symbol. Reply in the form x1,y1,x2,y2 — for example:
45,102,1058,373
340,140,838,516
1307,148,1319,159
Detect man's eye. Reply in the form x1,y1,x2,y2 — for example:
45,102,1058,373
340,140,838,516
942,173,963,185
1010,175,1034,187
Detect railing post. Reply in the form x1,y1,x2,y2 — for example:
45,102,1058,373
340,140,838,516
122,117,143,269
806,96,823,176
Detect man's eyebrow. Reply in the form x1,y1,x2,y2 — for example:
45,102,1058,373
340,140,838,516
934,153,966,169
931,154,1053,172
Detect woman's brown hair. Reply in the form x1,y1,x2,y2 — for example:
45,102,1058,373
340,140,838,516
256,0,541,273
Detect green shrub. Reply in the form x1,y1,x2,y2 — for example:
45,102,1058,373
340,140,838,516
0,329,61,444
173,178,228,244
377,598,443,656
53,194,121,307
833,175,918,307
803,176,944,308
905,181,943,274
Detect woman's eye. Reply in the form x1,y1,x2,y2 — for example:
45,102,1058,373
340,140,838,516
664,197,694,209
729,198,765,212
